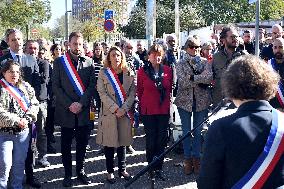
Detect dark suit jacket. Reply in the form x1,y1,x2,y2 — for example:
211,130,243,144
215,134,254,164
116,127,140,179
0,52,41,97
37,58,50,101
197,100,284,189
52,52,96,128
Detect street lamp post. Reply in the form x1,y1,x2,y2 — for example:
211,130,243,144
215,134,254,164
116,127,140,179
65,0,72,40
146,0,156,49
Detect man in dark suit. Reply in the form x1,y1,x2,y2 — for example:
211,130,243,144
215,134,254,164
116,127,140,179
52,32,96,187
198,55,284,189
25,40,51,168
0,29,41,188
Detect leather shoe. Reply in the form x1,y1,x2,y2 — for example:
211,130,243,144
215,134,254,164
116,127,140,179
77,173,91,184
62,176,72,187
118,171,132,181
106,173,116,184
26,176,41,188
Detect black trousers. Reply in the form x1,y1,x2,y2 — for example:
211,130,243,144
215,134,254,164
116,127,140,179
141,114,169,171
104,146,126,173
61,124,89,177
25,127,34,179
45,100,55,146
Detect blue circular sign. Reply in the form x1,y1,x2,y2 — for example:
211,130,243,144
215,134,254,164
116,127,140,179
104,19,115,32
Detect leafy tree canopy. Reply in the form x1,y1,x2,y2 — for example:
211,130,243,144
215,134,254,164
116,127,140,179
122,0,284,38
0,0,51,29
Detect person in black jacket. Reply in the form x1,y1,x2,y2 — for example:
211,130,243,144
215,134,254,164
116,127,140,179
198,55,284,189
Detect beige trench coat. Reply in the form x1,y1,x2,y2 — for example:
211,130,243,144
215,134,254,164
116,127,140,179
96,67,136,147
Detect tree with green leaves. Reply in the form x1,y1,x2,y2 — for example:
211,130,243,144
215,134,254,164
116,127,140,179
195,0,284,25
0,0,51,29
120,1,204,38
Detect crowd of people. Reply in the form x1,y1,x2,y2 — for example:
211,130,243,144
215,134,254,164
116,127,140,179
0,22,283,189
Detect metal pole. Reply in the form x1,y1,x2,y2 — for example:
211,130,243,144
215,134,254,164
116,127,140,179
146,0,156,49
254,0,260,56
175,0,179,55
65,0,68,41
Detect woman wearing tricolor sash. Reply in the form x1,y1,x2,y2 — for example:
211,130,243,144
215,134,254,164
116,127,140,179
96,46,136,184
0,60,39,189
198,55,284,189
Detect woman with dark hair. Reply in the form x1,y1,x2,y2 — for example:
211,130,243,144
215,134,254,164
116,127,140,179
137,44,173,179
0,60,39,189
50,44,62,60
198,55,284,189
93,42,104,114
96,46,136,184
45,44,62,154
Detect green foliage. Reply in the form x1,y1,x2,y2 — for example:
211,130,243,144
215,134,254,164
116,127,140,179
197,0,284,25
121,1,205,38
0,0,51,29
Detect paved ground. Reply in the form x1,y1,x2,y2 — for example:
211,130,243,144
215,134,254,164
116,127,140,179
28,124,198,189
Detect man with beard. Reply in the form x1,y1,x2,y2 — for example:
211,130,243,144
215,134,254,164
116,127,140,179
136,40,148,64
52,32,96,187
268,37,284,111
261,24,283,61
212,25,242,107
242,30,254,54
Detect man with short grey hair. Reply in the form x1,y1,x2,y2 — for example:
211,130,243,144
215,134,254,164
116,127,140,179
261,24,283,61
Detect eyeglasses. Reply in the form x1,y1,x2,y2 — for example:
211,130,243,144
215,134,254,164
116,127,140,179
189,46,200,49
38,52,45,55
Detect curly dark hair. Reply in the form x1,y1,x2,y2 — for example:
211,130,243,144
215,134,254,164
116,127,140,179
1,60,23,86
221,55,279,101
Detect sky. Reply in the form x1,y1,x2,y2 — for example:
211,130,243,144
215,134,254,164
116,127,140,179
46,0,72,28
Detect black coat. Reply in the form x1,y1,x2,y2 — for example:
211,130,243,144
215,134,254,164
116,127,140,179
52,52,96,128
198,100,284,189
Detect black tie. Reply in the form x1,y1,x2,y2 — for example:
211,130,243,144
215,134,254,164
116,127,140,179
15,55,20,64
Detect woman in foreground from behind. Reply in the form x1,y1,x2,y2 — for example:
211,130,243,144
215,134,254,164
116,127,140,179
197,55,284,189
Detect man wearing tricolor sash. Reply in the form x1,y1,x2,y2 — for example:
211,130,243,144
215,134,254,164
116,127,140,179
198,55,284,189
268,38,284,112
52,32,96,187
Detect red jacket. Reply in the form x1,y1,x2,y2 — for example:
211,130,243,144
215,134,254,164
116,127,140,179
137,65,173,115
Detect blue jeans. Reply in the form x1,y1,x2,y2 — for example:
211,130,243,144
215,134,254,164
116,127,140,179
0,128,30,189
177,108,208,159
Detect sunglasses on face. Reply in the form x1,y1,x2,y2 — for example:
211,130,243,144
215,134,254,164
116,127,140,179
189,46,200,49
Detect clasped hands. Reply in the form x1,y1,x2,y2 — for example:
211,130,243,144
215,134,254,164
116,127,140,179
69,102,83,114
18,118,29,129
115,108,126,118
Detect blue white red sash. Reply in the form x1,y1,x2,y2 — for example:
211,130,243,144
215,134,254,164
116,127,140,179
268,59,284,108
104,68,132,121
232,109,284,189
0,78,30,112
60,53,85,96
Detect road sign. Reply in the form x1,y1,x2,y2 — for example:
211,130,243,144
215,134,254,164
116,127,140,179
104,9,114,20
31,28,38,34
104,19,115,32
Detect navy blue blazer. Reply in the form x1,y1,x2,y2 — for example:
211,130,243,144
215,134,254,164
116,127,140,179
198,100,284,189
